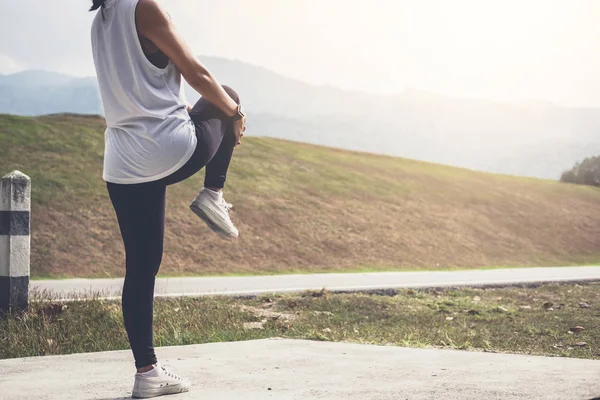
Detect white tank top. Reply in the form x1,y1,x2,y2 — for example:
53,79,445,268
91,0,197,184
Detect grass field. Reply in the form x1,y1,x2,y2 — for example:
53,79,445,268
2,282,598,360
1,113,600,278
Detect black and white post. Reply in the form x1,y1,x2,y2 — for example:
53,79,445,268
0,170,31,313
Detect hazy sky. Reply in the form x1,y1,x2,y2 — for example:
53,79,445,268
1,0,600,106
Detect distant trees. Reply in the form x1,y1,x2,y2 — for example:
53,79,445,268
560,155,600,187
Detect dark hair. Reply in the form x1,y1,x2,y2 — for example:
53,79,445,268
89,0,106,11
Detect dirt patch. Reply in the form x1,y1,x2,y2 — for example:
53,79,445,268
237,304,297,322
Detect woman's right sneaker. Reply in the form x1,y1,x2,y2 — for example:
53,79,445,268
189,188,239,239
132,365,191,399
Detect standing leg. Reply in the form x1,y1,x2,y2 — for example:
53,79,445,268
107,181,166,370
107,181,191,398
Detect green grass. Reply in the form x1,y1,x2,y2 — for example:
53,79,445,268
2,282,599,360
0,114,106,205
2,113,600,278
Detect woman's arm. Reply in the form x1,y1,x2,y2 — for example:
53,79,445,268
135,0,238,118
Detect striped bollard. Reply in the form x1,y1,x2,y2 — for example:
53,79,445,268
0,171,31,313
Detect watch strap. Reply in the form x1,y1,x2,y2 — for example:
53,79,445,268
230,104,244,121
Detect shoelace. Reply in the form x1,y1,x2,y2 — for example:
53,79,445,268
220,199,233,214
161,366,183,381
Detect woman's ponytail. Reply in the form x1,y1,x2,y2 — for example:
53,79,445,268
89,0,106,11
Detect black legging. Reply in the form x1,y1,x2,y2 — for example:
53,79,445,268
107,87,239,369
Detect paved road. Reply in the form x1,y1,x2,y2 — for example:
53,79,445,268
31,266,600,300
2,339,599,400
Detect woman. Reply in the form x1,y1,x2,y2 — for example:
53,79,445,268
90,0,246,397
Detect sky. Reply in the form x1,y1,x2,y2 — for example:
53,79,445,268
1,0,600,106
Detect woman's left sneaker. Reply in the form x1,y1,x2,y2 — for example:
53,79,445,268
132,364,191,399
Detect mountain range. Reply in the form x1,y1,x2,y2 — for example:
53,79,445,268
1,56,599,179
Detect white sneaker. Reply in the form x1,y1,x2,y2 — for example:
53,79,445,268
189,188,239,238
132,365,190,399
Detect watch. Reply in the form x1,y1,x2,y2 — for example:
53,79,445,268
230,104,245,121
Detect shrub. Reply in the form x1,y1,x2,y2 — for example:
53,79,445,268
560,155,600,187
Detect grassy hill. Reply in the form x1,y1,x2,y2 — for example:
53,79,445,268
1,114,600,279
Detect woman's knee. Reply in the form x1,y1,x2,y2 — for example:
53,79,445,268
221,85,240,104
190,86,240,120
125,248,163,278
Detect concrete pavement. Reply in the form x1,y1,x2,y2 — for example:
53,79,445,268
31,266,600,300
1,338,599,400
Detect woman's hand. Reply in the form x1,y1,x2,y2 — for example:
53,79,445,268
233,117,246,147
